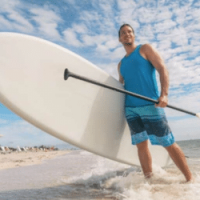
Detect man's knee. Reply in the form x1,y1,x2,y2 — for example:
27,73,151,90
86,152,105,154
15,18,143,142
165,142,178,151
136,140,149,150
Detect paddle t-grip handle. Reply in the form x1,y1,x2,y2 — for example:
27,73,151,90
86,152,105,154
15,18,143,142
64,68,71,80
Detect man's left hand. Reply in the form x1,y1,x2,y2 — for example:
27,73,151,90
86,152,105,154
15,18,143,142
155,95,168,107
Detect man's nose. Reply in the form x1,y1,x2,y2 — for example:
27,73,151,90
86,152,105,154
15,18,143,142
124,32,129,36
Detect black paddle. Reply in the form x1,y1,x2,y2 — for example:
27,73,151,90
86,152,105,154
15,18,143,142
64,68,200,118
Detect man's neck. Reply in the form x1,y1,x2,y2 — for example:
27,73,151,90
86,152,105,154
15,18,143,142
124,43,137,56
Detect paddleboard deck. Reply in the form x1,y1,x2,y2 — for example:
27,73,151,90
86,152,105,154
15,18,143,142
0,32,172,167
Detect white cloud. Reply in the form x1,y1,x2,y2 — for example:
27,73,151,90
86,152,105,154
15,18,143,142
80,10,101,24
0,0,20,13
30,7,62,40
105,39,119,50
168,116,200,141
72,23,88,34
0,0,64,38
0,16,12,29
81,33,123,60
117,15,140,31
110,46,125,61
77,33,121,60
136,7,157,24
117,0,136,10
0,0,34,32
64,0,76,5
155,8,172,22
98,62,119,79
96,44,110,54
171,28,188,46
194,1,200,7
82,35,96,46
82,34,108,47
63,23,88,47
167,59,200,87
0,119,8,125
0,120,41,135
137,25,155,41
0,119,63,146
166,89,200,118
63,28,83,47
8,11,33,32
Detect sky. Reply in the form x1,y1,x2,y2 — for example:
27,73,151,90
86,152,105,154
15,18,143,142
0,0,200,147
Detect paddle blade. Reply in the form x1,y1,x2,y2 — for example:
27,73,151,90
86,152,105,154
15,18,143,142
196,113,200,118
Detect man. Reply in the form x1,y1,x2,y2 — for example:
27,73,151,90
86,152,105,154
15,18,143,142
118,24,193,182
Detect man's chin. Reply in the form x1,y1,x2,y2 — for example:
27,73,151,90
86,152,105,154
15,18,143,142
124,42,132,46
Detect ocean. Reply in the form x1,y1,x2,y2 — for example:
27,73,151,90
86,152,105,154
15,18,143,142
0,139,200,200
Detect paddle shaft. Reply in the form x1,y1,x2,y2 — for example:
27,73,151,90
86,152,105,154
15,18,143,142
64,68,197,117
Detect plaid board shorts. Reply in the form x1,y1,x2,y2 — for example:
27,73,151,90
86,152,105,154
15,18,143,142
125,105,175,147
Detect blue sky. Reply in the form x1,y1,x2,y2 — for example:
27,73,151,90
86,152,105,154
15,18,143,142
0,0,200,147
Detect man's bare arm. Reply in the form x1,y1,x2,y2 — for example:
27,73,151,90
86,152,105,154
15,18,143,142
141,44,169,107
118,62,124,84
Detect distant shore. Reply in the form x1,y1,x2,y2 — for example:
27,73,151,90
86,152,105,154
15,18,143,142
0,150,71,170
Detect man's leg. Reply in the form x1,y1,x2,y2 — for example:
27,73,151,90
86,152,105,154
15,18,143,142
137,140,153,178
165,143,193,182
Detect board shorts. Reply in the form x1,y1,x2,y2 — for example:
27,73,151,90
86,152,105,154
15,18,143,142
125,105,175,147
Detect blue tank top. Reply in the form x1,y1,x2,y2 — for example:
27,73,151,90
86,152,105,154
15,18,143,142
120,45,159,107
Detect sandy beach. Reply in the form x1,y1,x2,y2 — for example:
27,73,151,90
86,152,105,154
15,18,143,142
0,150,70,170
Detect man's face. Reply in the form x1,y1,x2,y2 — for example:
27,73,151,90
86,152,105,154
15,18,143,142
119,26,135,46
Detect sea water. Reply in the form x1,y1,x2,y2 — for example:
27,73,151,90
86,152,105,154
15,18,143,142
0,140,200,200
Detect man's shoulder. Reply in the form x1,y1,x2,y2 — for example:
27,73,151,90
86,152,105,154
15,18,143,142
140,43,152,50
140,44,155,55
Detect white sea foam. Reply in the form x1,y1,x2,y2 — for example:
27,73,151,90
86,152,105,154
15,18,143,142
64,152,133,186
105,163,200,200
64,152,200,200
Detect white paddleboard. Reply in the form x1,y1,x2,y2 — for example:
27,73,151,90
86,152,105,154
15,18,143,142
0,32,172,167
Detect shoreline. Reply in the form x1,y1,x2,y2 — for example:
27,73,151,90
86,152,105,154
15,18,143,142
0,150,71,170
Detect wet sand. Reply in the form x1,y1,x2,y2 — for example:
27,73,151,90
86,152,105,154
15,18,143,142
0,150,117,200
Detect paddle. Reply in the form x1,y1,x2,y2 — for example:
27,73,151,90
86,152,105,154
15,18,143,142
64,68,200,118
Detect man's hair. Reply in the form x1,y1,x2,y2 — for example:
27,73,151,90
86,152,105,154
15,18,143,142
118,24,135,38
